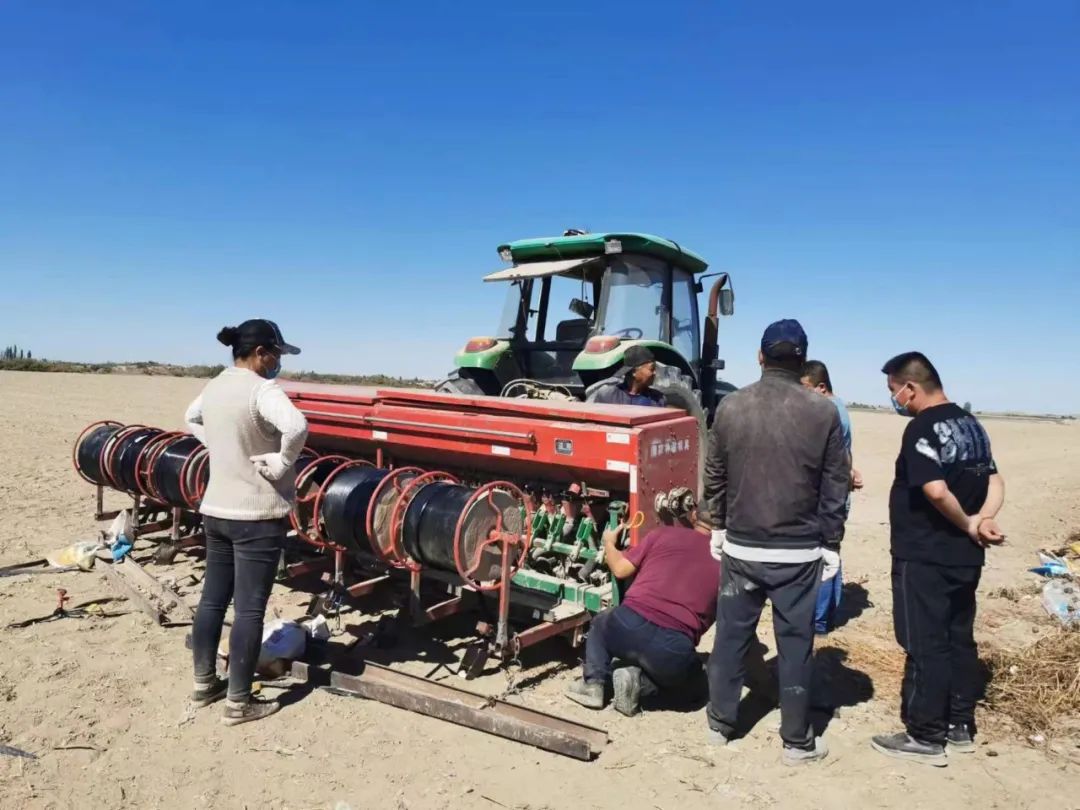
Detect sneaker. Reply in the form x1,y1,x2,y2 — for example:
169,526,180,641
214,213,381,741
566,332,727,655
782,737,829,766
191,677,228,708
612,666,643,717
871,731,947,767
946,724,976,754
565,679,605,710
221,696,281,726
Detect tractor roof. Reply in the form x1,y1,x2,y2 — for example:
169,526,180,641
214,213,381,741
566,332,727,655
496,232,709,274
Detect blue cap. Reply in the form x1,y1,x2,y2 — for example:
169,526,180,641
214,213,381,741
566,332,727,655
761,319,808,360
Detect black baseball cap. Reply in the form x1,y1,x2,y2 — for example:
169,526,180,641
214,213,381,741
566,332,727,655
761,319,807,360
236,319,301,355
621,344,656,372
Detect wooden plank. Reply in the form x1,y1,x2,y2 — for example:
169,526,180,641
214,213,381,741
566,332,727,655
100,562,166,625
98,556,195,626
113,557,196,623
328,665,607,761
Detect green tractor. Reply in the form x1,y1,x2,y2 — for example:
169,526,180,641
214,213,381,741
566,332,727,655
438,231,736,447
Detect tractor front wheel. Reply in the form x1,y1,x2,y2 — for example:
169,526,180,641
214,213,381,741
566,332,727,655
653,365,708,497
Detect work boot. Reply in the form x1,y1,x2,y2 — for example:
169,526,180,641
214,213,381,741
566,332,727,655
871,731,947,767
782,738,829,766
191,676,228,708
221,696,281,727
612,666,642,716
611,665,659,716
565,679,605,710
946,723,976,754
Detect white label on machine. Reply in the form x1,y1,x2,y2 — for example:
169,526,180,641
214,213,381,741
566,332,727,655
372,430,388,440
630,464,638,493
606,432,630,445
606,459,631,473
491,445,511,456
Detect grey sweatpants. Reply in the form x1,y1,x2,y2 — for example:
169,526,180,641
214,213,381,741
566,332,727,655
707,553,823,749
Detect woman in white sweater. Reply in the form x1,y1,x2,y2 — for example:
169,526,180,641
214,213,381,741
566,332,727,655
184,319,308,726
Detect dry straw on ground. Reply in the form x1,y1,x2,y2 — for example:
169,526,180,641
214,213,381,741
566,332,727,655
983,628,1080,737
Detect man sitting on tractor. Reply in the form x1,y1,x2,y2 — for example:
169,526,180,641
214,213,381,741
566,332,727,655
586,345,668,407
565,507,718,716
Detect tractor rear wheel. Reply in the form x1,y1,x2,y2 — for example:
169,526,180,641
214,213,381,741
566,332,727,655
435,371,486,396
653,365,707,497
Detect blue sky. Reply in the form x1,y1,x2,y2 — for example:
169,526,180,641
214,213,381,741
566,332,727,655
0,1,1076,413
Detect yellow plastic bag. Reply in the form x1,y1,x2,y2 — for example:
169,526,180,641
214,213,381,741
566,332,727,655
45,541,101,571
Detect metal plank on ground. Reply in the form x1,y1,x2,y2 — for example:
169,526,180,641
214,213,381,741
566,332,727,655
326,663,608,761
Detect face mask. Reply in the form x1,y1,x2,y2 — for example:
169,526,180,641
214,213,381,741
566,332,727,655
263,355,281,380
890,387,911,416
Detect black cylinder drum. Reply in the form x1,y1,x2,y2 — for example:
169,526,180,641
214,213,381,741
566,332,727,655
402,484,522,581
402,482,472,571
319,466,390,556
110,427,164,493
152,436,203,508
76,424,122,485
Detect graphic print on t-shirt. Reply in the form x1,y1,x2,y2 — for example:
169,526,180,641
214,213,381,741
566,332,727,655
914,414,995,474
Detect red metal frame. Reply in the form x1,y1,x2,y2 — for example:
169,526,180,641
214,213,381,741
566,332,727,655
364,466,424,564
452,480,532,592
179,446,209,509
283,383,700,547
76,383,702,661
289,453,350,548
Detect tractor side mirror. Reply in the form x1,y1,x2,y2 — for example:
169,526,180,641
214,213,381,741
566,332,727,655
694,280,704,294
569,298,595,319
719,288,735,316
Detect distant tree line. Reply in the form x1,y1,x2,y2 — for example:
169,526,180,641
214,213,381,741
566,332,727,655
2,345,32,360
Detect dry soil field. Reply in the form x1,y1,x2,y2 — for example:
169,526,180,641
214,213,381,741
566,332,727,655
1,371,1078,810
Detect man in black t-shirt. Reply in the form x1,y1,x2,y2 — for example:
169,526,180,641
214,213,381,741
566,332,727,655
871,352,1005,767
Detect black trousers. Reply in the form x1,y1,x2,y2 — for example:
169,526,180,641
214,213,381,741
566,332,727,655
192,517,286,702
707,554,822,749
892,557,982,744
583,605,701,690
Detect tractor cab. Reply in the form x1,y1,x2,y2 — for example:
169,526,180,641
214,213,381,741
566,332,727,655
439,231,734,423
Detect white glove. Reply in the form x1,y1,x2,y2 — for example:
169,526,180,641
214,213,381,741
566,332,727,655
250,452,290,481
821,548,841,582
710,529,727,562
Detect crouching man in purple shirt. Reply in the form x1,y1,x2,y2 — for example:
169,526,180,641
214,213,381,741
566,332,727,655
565,508,720,716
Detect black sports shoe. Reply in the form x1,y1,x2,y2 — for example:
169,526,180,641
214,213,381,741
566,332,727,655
221,696,281,726
871,732,948,767
946,723,976,754
191,677,228,708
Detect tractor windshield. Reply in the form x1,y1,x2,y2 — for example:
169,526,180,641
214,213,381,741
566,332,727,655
600,257,666,341
495,280,534,340
599,258,701,362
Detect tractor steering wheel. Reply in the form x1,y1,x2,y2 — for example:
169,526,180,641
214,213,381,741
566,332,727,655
613,327,643,339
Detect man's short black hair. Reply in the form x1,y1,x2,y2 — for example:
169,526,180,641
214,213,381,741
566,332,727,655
763,347,805,374
801,360,833,393
881,351,943,391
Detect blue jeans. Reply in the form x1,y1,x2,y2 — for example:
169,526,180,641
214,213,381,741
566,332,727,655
814,561,843,634
583,605,700,690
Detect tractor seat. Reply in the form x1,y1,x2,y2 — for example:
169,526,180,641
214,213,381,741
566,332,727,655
555,318,591,344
